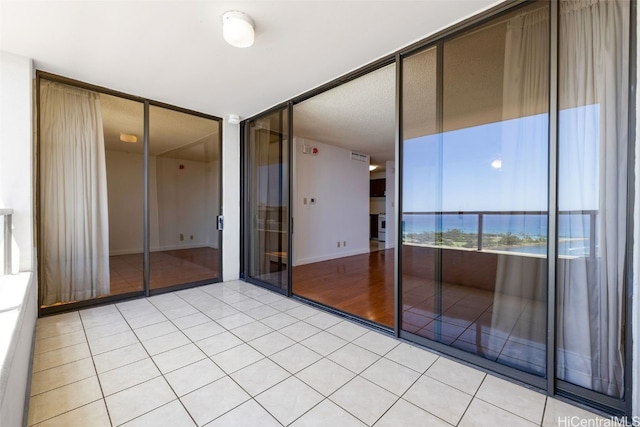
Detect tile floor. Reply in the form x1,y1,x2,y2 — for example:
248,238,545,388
29,280,609,426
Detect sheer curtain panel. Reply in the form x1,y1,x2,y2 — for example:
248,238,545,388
556,0,629,398
40,80,110,305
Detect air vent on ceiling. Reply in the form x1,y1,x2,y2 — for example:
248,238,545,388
350,151,369,162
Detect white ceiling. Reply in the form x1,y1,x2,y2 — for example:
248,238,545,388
1,0,502,169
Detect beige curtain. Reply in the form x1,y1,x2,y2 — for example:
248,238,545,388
556,0,629,398
489,4,549,370
40,80,110,305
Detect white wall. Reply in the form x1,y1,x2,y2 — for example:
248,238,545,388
105,152,220,254
222,119,240,281
633,6,640,417
0,51,34,272
293,137,369,266
0,50,36,427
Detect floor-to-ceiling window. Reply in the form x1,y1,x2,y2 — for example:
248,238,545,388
291,63,396,327
401,0,549,378
38,74,223,312
239,0,633,414
244,107,290,293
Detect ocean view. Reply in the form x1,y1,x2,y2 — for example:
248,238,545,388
402,213,592,256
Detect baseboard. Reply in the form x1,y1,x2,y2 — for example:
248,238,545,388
294,247,370,266
110,244,219,256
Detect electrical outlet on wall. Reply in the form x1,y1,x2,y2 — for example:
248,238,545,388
337,241,340,248
180,233,184,241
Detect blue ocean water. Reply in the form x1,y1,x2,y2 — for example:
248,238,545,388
402,213,591,256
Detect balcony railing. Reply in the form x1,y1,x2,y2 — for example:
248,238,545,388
402,210,597,258
0,208,13,276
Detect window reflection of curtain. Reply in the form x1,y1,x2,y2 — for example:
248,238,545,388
489,4,549,374
40,81,110,305
557,0,629,398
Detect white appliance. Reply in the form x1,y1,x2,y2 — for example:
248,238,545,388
378,213,386,242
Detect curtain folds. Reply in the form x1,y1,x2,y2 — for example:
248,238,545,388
40,80,110,305
556,0,629,398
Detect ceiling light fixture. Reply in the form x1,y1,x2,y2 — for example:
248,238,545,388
222,11,255,48
369,165,378,171
491,158,502,170
120,133,137,143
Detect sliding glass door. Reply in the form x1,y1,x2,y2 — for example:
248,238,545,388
38,75,223,311
149,105,222,291
245,107,290,292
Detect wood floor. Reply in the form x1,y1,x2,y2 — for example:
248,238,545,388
292,248,395,327
109,247,220,295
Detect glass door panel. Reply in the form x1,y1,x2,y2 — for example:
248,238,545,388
401,2,549,376
556,0,630,398
246,108,289,291
148,105,221,290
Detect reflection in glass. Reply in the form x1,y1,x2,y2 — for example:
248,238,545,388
247,109,289,291
556,0,630,398
103,94,145,295
401,2,549,376
149,106,221,290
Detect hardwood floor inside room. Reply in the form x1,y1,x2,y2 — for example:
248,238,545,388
110,247,220,294
292,247,395,327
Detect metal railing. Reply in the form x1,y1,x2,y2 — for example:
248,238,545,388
402,210,597,258
0,208,13,275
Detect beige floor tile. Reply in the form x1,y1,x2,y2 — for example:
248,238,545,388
269,298,302,312
36,312,82,335
459,398,538,427
105,376,176,426
195,331,244,356
297,357,355,396
122,399,196,427
152,343,206,374
28,376,103,425
303,312,342,329
229,321,274,341
261,312,299,329
542,398,608,427
329,376,397,425
171,313,212,330
33,400,110,427
30,357,96,396
228,297,264,312
290,399,366,427
285,304,319,320
162,305,200,320
475,375,546,424
255,376,323,426
230,357,290,396
403,375,472,425
270,343,323,374
375,398,452,427
425,356,486,395
98,358,161,396
384,342,439,373
165,358,225,397
244,304,280,320
203,305,239,321
325,321,369,342
133,320,179,341
84,320,132,341
206,399,281,427
181,321,225,342
33,330,87,355
126,311,168,329
88,330,139,355
300,331,347,356
361,357,420,396
326,343,380,373
211,343,264,374
249,331,295,356
352,331,399,356
81,311,125,330
93,342,149,374
180,376,250,426
216,312,255,330
139,330,188,355
32,342,91,373
279,321,321,342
